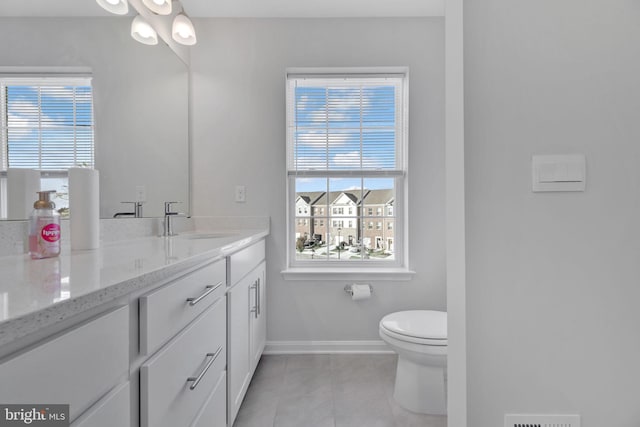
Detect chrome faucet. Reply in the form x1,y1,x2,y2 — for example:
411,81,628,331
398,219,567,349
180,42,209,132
163,201,182,236
113,201,144,218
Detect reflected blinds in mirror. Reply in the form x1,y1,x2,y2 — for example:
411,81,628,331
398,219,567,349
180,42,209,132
1,77,94,171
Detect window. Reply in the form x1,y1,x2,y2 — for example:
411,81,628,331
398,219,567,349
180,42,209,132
287,69,407,268
1,76,94,217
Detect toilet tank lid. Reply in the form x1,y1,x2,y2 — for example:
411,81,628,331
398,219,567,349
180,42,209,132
380,310,447,340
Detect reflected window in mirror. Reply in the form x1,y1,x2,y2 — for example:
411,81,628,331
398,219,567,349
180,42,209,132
0,76,94,218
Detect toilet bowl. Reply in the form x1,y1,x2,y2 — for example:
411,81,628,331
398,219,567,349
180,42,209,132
379,310,447,415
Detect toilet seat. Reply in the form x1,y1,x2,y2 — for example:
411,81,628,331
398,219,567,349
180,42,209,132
380,310,447,346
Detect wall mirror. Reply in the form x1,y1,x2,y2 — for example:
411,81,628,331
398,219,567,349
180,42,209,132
0,14,189,219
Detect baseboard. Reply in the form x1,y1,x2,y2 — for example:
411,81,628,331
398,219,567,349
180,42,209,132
264,340,393,355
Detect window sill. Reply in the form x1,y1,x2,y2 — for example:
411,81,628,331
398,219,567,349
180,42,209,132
281,267,415,281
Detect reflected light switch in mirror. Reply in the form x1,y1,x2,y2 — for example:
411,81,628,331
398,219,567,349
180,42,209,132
532,154,586,192
136,185,146,202
235,185,246,203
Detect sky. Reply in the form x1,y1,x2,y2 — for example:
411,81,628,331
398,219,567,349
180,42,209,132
296,176,395,193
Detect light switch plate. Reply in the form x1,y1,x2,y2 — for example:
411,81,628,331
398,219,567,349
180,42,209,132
532,154,586,192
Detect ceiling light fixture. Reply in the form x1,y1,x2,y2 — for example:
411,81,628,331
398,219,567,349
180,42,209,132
172,13,197,45
96,0,129,15
131,15,158,45
142,0,172,16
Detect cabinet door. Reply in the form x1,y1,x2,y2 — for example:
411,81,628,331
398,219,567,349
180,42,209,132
140,259,226,356
227,274,252,425
71,382,131,427
250,261,266,372
0,306,129,422
190,372,226,427
140,298,226,427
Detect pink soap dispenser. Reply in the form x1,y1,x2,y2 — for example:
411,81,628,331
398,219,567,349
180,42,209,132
29,190,61,259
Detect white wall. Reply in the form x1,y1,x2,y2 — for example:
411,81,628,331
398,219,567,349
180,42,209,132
465,1,640,425
191,18,445,342
0,18,188,218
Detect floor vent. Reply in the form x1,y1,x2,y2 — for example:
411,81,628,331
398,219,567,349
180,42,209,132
505,414,580,427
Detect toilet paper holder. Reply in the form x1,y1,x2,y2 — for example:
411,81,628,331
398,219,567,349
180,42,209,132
344,284,373,295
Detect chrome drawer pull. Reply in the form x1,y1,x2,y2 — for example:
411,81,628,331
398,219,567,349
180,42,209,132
250,280,258,318
256,277,261,316
186,282,223,306
187,346,223,390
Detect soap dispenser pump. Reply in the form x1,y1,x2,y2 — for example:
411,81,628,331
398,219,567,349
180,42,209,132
29,190,61,259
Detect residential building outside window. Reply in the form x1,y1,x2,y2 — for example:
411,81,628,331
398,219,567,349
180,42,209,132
287,68,408,268
0,75,94,218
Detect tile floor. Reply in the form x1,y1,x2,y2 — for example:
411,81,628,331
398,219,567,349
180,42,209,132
233,354,447,427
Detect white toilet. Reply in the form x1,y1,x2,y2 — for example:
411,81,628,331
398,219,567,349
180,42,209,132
379,310,447,415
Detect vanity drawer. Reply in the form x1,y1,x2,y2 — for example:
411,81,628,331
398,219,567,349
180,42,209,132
140,258,226,355
229,239,265,285
190,371,226,427
71,381,131,427
141,297,226,427
0,306,129,422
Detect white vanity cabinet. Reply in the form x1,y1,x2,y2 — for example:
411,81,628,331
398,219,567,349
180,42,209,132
0,305,130,425
0,230,269,427
139,258,227,427
227,240,266,425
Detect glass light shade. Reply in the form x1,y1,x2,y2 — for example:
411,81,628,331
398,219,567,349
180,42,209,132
131,15,158,45
142,0,172,15
96,0,128,15
172,14,197,46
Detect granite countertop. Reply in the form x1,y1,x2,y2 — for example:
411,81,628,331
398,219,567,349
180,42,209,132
0,228,268,347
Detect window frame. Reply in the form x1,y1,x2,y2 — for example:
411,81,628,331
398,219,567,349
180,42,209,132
283,67,412,280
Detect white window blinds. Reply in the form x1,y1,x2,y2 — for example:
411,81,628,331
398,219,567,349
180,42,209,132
287,74,406,175
1,77,94,171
